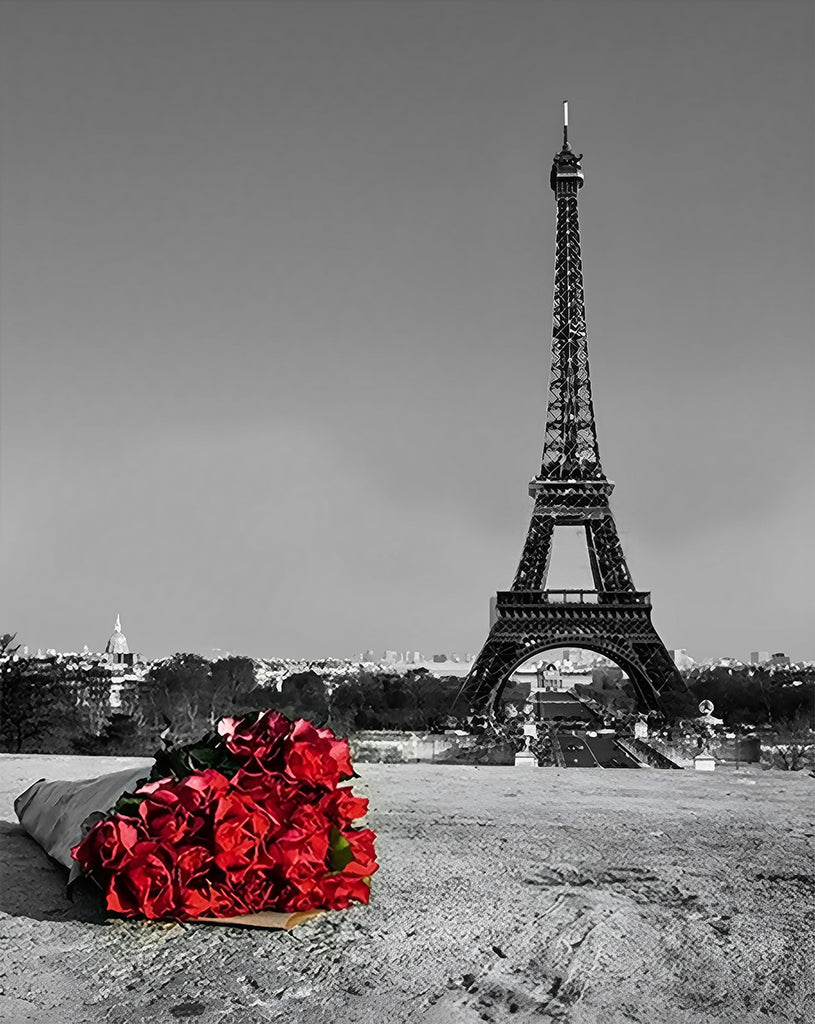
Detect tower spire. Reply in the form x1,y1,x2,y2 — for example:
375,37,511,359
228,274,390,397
544,110,597,479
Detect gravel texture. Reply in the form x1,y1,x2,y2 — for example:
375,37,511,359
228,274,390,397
1,754,813,1024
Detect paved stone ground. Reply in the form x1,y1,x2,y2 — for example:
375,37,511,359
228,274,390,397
1,755,814,1023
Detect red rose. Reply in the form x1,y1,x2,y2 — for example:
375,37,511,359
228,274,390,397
105,840,178,919
173,768,231,803
295,825,378,911
283,719,341,789
212,790,280,873
72,816,144,875
312,872,373,910
341,828,378,877
102,837,217,920
172,845,215,918
133,770,228,844
174,885,215,919
317,727,354,780
318,786,369,826
210,868,286,917
217,710,290,767
230,767,299,824
176,844,211,889
275,803,332,894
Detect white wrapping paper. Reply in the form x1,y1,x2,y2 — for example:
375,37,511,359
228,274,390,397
15,767,150,880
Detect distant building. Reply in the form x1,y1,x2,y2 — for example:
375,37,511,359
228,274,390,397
670,649,695,670
104,614,136,666
354,650,474,678
509,659,540,689
537,661,567,692
750,651,770,665
506,648,625,689
770,652,790,666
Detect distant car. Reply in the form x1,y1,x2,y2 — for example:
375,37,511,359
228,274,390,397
565,744,583,751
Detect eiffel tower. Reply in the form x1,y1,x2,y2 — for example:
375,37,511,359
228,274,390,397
461,104,682,716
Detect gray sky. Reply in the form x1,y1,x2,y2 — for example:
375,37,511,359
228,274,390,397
1,0,812,662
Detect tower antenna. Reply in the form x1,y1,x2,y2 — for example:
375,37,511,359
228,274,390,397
563,100,569,147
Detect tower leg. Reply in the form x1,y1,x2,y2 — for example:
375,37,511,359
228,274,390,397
585,517,634,592
512,518,554,591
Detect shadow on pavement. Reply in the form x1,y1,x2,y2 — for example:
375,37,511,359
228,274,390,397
0,819,108,923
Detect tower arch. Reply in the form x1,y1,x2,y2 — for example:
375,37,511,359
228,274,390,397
485,638,654,716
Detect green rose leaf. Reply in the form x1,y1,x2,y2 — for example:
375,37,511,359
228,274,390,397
111,791,145,817
328,826,354,872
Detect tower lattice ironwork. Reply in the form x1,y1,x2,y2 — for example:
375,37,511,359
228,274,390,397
460,107,682,715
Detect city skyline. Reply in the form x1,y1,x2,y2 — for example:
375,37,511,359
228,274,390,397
1,2,813,663
9,627,809,672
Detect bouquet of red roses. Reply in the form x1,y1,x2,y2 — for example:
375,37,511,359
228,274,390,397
15,710,377,926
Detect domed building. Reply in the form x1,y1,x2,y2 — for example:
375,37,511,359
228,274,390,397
105,614,134,665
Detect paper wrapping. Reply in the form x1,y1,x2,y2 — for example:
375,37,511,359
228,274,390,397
15,767,151,878
14,769,322,930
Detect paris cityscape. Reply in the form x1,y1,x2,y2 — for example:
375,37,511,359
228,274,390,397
0,2,812,1023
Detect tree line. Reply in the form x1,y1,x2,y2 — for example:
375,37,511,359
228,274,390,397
1,638,812,757
0,649,471,755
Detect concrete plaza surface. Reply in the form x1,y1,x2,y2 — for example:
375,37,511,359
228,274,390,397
0,755,813,1024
